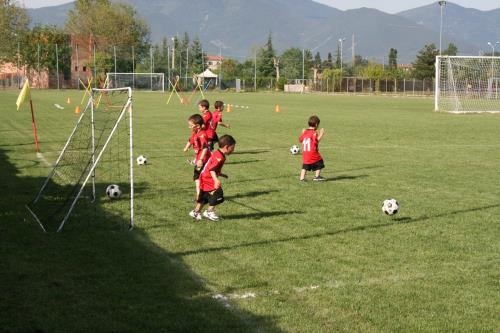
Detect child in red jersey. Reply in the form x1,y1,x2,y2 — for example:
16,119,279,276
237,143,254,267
183,114,211,199
299,115,325,181
198,99,215,150
189,134,236,221
209,100,231,149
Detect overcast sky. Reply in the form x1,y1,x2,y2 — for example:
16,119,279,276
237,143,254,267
20,0,500,12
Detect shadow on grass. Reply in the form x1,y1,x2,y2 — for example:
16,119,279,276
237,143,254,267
174,204,500,257
223,210,303,221
325,174,369,182
226,159,262,165
0,148,282,332
232,149,270,155
226,189,279,200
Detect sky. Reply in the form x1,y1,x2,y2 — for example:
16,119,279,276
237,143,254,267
20,0,500,12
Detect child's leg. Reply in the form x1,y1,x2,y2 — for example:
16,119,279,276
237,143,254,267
315,169,321,177
195,179,200,198
195,202,204,212
300,169,306,180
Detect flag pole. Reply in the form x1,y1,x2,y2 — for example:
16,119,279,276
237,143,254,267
28,92,40,153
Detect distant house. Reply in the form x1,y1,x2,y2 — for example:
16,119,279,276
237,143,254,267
398,64,413,72
206,55,224,70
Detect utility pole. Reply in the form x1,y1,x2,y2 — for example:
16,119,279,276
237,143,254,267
439,0,447,55
338,38,346,73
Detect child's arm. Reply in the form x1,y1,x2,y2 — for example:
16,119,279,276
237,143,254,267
219,121,231,129
183,141,192,152
196,148,208,168
219,173,228,178
317,128,325,141
210,171,221,188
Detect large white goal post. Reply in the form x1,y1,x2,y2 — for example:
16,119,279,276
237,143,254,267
26,87,134,232
107,72,165,91
435,56,500,113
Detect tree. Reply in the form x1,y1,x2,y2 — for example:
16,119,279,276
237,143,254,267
65,0,150,73
442,43,458,56
280,48,302,80
21,25,72,79
388,48,398,70
190,36,204,74
314,52,322,70
335,45,341,69
322,52,333,69
257,33,276,77
0,0,30,63
412,44,439,79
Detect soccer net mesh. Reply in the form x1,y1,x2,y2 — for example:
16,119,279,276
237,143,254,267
26,88,134,232
107,72,164,91
435,56,500,113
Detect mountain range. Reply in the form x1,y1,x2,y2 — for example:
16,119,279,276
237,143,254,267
27,0,500,64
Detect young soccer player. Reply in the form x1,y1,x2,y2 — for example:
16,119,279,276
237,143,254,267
183,114,211,199
209,100,231,149
299,115,325,181
198,99,215,150
189,134,236,221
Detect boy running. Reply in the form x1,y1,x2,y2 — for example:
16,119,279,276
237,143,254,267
299,115,325,181
198,99,215,150
209,100,231,149
183,114,211,199
189,134,236,221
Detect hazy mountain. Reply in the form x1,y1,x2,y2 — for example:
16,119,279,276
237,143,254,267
398,3,500,54
27,0,498,63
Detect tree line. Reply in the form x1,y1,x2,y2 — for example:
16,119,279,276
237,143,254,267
1,0,460,84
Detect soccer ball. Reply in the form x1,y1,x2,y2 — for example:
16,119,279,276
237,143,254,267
106,184,122,199
136,155,148,165
382,198,399,215
290,145,300,155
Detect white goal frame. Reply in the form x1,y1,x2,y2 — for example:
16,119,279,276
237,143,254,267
107,72,165,91
435,55,500,113
27,87,134,232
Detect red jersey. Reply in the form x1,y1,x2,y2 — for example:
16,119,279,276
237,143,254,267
299,129,322,164
202,111,215,139
199,149,226,191
189,129,211,163
210,111,223,133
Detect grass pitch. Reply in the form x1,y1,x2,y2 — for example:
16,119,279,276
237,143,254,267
0,89,499,332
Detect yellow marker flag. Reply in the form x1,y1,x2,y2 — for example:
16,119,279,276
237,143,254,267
16,80,30,111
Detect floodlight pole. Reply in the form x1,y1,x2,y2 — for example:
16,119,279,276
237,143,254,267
338,38,346,73
17,40,20,88
114,45,117,86
171,37,175,70
439,0,447,56
56,43,60,90
302,48,305,83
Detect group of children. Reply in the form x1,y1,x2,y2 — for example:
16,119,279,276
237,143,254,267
184,99,325,222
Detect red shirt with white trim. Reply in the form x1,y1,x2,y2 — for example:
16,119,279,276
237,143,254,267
202,111,215,140
299,129,322,164
199,149,226,191
189,129,211,163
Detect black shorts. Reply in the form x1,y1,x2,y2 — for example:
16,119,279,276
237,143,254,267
197,187,224,206
302,159,325,171
209,133,218,150
193,164,204,180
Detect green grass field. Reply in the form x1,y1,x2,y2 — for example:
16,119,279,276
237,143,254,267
1,89,499,332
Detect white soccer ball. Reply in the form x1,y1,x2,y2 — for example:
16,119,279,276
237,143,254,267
106,184,122,199
136,155,148,165
290,145,300,155
382,198,400,216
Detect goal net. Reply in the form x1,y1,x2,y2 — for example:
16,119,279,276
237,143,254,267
435,56,500,113
107,72,164,91
26,87,134,232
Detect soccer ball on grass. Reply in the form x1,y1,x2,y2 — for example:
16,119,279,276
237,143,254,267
290,145,300,155
136,155,148,165
382,198,399,215
106,184,122,199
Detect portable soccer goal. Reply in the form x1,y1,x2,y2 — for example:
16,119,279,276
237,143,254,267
435,56,500,113
26,87,134,232
107,72,164,91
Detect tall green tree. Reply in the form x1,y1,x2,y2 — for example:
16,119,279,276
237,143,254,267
388,48,398,70
0,0,30,63
442,43,458,56
65,0,150,72
322,52,333,69
190,36,204,75
257,33,276,77
335,45,341,69
280,48,302,79
314,52,322,70
412,44,439,79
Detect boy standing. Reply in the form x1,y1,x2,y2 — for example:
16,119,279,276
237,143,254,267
183,114,211,199
198,99,215,150
299,115,325,181
189,135,236,221
209,101,231,149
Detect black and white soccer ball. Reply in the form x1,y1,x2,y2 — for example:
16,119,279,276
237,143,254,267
382,198,399,215
106,184,122,199
136,155,148,165
290,145,300,155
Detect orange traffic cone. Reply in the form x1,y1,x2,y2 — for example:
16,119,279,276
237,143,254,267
67,97,71,104
226,104,233,113
275,104,281,113
75,106,80,114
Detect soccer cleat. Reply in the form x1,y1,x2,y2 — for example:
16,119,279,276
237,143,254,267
186,159,196,166
189,210,202,221
299,178,305,182
202,210,220,221
312,176,326,181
